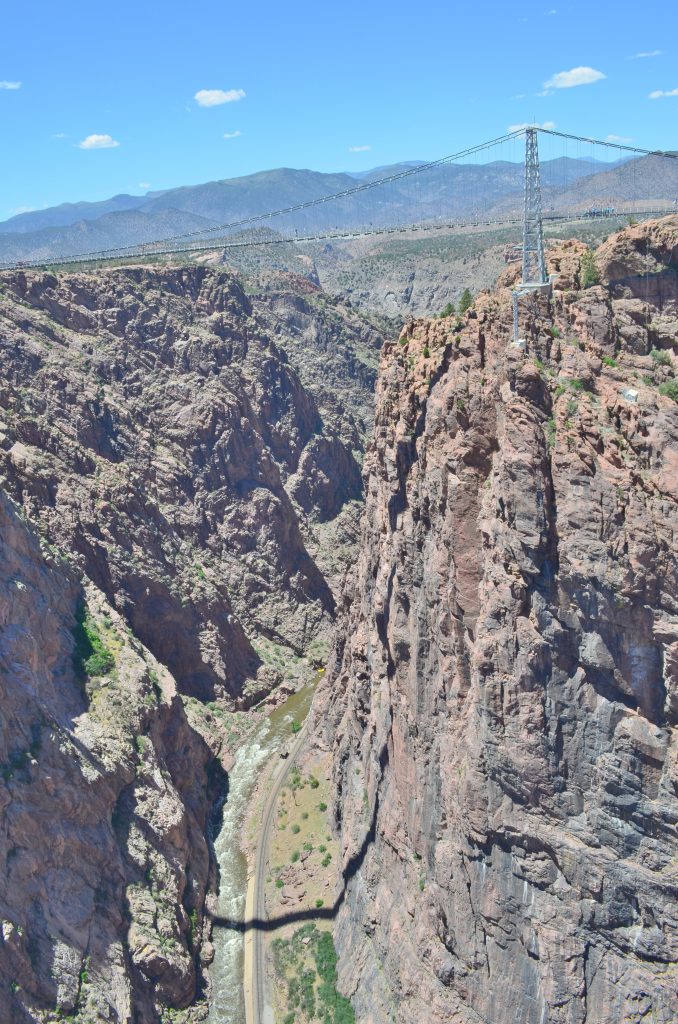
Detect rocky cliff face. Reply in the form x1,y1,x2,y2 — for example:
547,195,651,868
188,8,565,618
0,264,383,703
315,217,678,1023
0,488,218,1022
0,262,384,1022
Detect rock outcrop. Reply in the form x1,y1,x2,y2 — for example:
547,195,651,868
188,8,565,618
0,265,384,703
315,217,678,1023
0,488,218,1022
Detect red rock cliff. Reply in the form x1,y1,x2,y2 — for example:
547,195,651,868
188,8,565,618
314,218,678,1024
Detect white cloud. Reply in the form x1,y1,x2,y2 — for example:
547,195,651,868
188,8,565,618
51,132,68,139
547,9,557,14
138,182,151,189
508,121,556,132
77,134,120,149
605,134,632,144
649,88,678,99
195,88,245,107
223,130,242,139
544,66,606,89
629,50,662,59
11,205,35,216
349,145,371,152
536,89,553,97
0,80,21,90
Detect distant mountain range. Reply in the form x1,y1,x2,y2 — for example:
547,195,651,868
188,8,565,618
1,154,675,264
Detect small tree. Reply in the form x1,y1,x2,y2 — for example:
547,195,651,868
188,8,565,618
458,288,473,314
440,301,456,318
580,250,600,289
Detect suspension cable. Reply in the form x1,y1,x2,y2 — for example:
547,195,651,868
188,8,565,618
2,127,676,272
6,131,526,268
536,127,678,161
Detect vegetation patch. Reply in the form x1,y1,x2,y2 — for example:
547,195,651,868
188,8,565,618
650,348,673,368
458,288,473,314
580,249,600,289
272,923,355,1024
71,602,115,681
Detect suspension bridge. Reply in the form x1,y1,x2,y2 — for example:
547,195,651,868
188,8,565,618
2,127,677,304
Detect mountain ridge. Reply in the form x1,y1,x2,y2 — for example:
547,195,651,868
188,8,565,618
0,157,625,264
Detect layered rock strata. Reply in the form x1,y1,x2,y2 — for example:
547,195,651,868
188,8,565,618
315,218,678,1023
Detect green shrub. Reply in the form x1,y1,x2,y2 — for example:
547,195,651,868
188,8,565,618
318,801,327,812
315,898,324,908
275,877,284,889
580,250,600,288
290,720,301,734
658,380,678,403
72,604,115,680
458,288,473,313
650,348,673,367
135,735,149,757
440,301,456,318
423,345,430,358
291,850,300,863
309,776,320,789
291,823,300,834
602,356,618,367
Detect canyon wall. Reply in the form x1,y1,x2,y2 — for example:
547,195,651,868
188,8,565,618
0,263,383,1021
0,488,218,1022
0,265,383,704
315,218,678,1024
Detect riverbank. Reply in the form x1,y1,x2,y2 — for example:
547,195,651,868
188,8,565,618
241,727,342,1024
204,679,319,1024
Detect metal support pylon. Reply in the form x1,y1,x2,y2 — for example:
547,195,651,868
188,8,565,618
522,127,547,285
513,126,549,343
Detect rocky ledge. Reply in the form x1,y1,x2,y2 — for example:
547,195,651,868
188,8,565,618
313,217,678,1023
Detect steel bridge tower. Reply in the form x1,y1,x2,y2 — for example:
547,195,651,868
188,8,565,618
522,128,547,285
513,127,550,342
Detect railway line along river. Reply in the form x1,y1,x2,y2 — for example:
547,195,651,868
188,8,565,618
206,680,317,1024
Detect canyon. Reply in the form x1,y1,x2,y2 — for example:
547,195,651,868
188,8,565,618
0,263,383,1020
0,215,677,1024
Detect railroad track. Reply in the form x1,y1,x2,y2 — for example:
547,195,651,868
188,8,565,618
248,722,308,1024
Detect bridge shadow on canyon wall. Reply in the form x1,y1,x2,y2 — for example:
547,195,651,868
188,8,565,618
212,745,386,934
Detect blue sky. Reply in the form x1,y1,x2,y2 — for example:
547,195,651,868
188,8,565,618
0,0,676,221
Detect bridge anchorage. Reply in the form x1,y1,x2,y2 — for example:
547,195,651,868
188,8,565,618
512,126,552,347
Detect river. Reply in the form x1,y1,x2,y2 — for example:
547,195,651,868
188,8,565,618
206,680,317,1024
